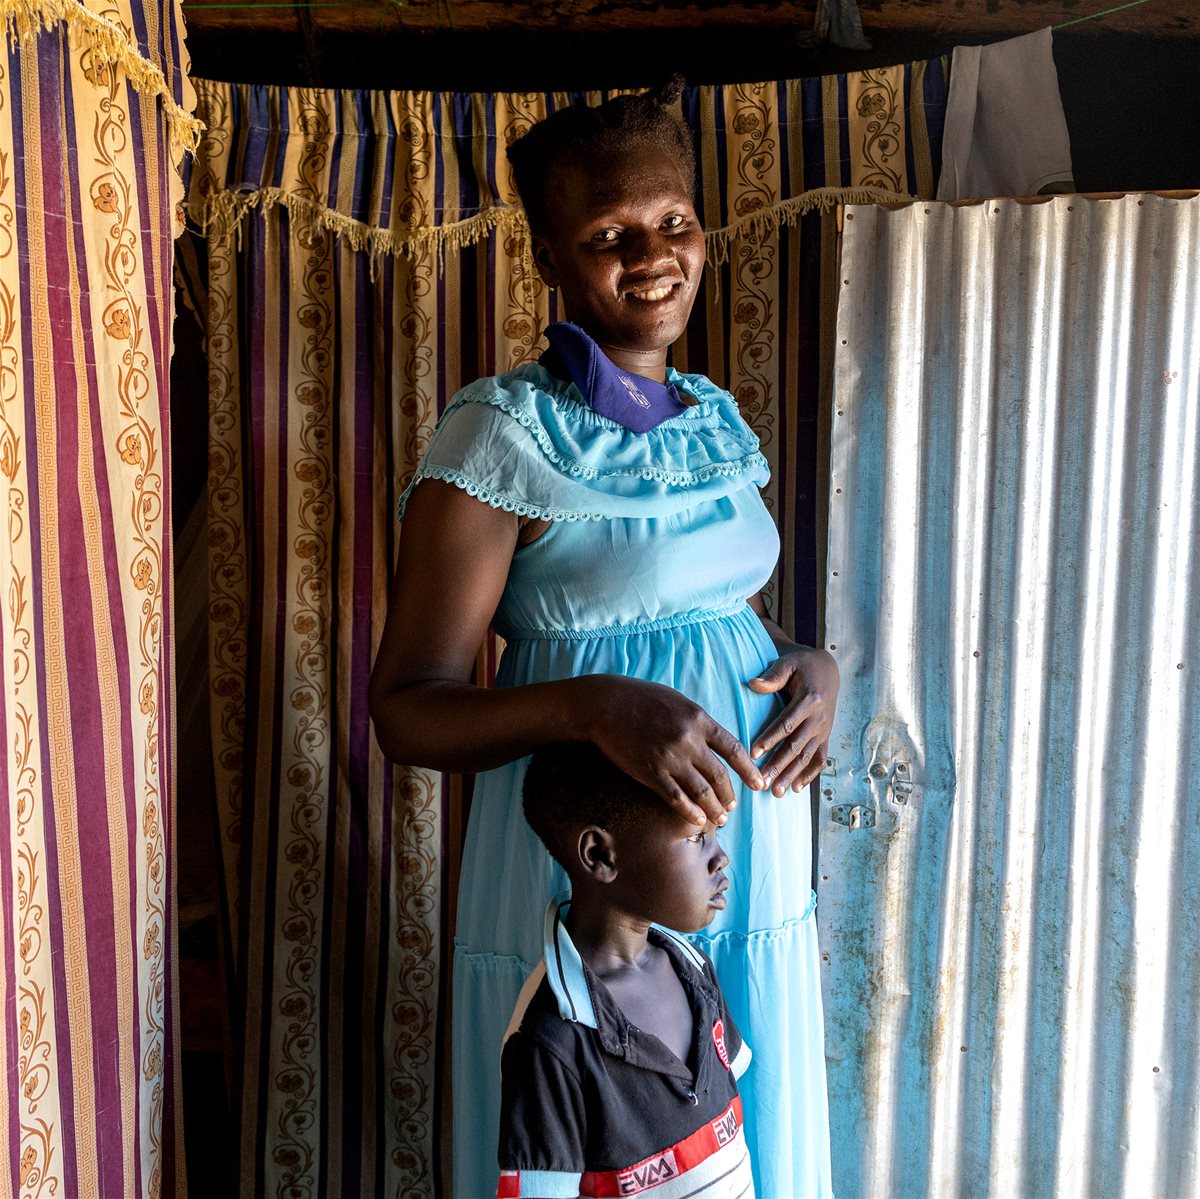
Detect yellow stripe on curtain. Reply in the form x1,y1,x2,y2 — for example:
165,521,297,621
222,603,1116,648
183,62,948,1196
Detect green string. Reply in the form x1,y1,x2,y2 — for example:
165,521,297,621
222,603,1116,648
1053,0,1153,31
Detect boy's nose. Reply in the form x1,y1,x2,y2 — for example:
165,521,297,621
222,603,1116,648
711,841,729,871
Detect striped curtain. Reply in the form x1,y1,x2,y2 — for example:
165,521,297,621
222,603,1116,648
182,65,946,1195
0,1,198,1197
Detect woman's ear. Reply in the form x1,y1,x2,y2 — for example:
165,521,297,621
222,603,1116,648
576,827,618,884
532,235,560,289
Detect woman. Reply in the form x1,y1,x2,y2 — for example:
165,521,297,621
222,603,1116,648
369,81,839,1198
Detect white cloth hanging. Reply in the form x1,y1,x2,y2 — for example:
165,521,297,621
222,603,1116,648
938,27,1074,200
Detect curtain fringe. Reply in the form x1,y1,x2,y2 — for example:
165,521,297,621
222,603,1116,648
704,185,914,263
2,0,203,157
188,182,916,268
189,186,524,276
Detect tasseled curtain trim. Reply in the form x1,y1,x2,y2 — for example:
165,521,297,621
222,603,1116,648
1,0,203,157
187,182,917,275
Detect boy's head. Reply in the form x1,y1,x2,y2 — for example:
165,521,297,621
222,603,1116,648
523,742,729,933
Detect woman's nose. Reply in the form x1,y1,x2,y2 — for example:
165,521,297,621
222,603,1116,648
622,227,673,270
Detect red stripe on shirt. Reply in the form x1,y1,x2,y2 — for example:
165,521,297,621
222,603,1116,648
578,1096,744,1197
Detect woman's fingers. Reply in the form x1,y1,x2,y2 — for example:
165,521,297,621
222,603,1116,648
751,691,820,759
707,722,766,793
675,764,731,826
772,741,826,794
695,748,740,817
655,777,709,827
760,714,825,795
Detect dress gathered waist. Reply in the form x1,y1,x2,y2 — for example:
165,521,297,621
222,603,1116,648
499,601,752,643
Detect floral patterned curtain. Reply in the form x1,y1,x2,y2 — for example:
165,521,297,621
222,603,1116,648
0,0,198,1195
182,63,946,1195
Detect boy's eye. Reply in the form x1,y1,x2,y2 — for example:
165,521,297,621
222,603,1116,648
687,831,706,844
661,214,686,230
592,228,619,244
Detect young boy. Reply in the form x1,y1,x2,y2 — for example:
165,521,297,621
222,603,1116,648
497,743,754,1199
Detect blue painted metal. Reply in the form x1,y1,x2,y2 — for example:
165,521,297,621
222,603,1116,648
820,194,1200,1199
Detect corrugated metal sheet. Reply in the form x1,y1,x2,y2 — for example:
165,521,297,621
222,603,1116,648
820,194,1200,1199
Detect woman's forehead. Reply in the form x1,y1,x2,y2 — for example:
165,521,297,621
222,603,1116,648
553,151,694,217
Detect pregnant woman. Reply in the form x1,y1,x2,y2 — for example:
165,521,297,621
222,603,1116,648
369,80,839,1198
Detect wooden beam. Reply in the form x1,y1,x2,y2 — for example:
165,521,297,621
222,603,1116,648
859,0,1199,38
179,0,1200,38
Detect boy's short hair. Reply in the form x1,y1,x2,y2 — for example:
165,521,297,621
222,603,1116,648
506,77,696,236
523,743,657,871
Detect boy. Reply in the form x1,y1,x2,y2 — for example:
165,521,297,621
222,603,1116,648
497,742,754,1199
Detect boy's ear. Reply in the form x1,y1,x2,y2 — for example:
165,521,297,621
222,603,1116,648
532,235,560,289
575,827,618,884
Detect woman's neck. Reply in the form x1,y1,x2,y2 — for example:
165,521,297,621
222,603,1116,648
592,341,669,384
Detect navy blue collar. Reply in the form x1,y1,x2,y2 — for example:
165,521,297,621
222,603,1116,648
539,322,689,433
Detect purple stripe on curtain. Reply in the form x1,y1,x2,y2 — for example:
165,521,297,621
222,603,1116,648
26,41,83,1196
2,39,30,1197
333,236,376,1199
64,53,150,1196
0,673,14,1199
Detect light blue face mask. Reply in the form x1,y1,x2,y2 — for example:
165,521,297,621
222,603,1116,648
540,322,688,434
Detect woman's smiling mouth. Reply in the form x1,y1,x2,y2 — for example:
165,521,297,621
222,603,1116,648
625,281,680,303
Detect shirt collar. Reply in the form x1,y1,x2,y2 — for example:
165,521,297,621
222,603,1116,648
539,322,691,433
541,895,720,1085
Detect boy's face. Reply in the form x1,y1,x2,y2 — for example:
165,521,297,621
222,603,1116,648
610,807,729,934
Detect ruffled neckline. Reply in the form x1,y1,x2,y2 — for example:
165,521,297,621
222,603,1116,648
447,363,764,486
399,363,769,524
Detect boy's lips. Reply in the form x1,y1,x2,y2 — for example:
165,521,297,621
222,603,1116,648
710,879,729,908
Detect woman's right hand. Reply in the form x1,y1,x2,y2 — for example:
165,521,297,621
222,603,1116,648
578,675,765,827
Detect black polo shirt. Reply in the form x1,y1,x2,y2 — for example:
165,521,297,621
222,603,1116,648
497,898,754,1198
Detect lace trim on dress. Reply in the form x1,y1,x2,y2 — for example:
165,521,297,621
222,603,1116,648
411,465,605,523
455,389,767,487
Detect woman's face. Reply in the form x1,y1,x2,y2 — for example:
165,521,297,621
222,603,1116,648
532,144,705,378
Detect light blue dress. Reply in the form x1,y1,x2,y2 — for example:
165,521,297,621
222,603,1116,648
400,364,832,1199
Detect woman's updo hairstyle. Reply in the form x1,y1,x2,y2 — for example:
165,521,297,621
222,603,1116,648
507,77,696,236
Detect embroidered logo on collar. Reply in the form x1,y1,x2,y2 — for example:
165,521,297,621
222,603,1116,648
618,375,652,409
540,321,687,433
712,1018,730,1070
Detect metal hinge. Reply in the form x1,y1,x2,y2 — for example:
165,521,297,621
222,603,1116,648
831,803,876,829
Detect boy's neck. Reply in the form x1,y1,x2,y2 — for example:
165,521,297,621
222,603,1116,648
564,890,696,1068
564,893,654,972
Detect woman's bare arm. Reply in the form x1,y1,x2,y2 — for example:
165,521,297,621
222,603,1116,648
368,480,763,823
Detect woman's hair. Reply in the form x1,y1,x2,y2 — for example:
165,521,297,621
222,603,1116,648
522,742,656,871
506,77,696,235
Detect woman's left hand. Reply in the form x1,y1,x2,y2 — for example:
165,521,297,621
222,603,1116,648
747,646,840,795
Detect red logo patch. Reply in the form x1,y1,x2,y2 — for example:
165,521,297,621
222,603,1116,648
712,1018,730,1069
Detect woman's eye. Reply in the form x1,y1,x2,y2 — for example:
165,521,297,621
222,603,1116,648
593,228,619,244
662,214,686,230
